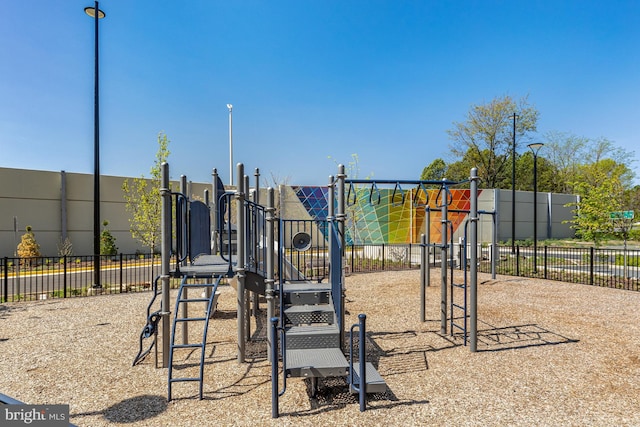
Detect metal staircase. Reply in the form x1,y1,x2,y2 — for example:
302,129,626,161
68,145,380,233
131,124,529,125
278,281,386,400
283,282,349,390
167,276,222,401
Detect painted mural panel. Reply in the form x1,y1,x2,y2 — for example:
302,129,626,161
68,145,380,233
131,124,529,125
293,185,482,245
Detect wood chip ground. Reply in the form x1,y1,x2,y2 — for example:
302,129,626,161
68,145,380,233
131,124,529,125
1,269,639,426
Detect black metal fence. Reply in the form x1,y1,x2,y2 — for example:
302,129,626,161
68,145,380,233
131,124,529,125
479,245,640,291
3,244,639,303
1,254,159,302
345,244,422,273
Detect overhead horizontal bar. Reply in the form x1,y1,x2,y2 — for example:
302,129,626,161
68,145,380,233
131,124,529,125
345,178,460,186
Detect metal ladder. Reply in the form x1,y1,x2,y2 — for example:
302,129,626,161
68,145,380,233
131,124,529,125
450,222,471,344
167,275,222,401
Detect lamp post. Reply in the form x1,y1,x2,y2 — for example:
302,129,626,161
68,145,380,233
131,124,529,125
227,104,233,186
528,142,544,272
511,113,518,254
85,2,105,288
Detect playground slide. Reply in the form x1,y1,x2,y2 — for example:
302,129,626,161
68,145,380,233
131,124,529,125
280,249,307,282
235,241,308,296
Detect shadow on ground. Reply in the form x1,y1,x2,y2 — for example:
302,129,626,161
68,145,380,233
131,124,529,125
72,394,167,424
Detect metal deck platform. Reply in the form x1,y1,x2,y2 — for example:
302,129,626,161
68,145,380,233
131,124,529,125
175,254,236,277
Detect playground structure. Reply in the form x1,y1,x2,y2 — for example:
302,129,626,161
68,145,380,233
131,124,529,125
132,162,495,416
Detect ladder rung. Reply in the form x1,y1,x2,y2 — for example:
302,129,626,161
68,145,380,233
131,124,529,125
171,343,204,350
169,377,201,383
175,317,208,322
178,298,210,303
181,283,217,288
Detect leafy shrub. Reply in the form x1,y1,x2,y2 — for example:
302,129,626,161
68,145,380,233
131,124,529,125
100,220,118,256
57,237,73,256
17,225,41,259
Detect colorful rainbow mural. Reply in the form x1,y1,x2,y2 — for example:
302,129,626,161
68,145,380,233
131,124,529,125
292,186,482,244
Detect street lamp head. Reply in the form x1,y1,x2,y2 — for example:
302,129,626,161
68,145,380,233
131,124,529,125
84,7,106,19
227,104,233,111
528,142,544,156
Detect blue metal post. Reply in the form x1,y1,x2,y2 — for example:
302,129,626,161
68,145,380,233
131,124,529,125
358,313,367,412
270,317,279,418
470,168,479,352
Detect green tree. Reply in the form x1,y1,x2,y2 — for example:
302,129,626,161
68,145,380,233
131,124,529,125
622,185,640,216
445,149,489,186
515,150,557,192
542,131,589,193
447,95,538,188
420,158,447,181
100,220,118,256
566,160,626,245
543,132,635,194
122,132,170,254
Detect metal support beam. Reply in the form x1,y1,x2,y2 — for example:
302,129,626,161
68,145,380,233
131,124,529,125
470,168,479,352
236,163,246,363
160,162,171,368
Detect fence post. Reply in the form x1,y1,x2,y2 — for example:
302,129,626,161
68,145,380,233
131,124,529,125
119,253,123,293
63,256,67,298
381,244,385,271
351,243,356,273
590,247,594,286
516,245,520,276
544,246,548,279
2,257,7,303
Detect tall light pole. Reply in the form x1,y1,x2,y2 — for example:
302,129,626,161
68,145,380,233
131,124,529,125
227,104,233,186
511,113,518,254
528,142,544,273
85,2,105,288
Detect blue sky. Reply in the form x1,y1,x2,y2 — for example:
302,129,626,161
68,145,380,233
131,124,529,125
1,1,639,186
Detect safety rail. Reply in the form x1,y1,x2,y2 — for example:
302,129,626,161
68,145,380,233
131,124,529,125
244,199,269,277
217,192,236,263
279,219,329,282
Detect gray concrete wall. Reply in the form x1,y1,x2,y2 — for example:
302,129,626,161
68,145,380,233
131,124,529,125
0,167,579,257
0,167,220,257
493,188,577,244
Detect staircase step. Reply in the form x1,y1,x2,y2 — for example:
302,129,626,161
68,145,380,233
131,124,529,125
285,348,349,378
283,283,332,305
349,362,387,394
285,324,340,349
284,304,334,325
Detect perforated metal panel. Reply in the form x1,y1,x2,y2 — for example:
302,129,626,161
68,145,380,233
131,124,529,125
284,305,334,325
285,325,340,349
